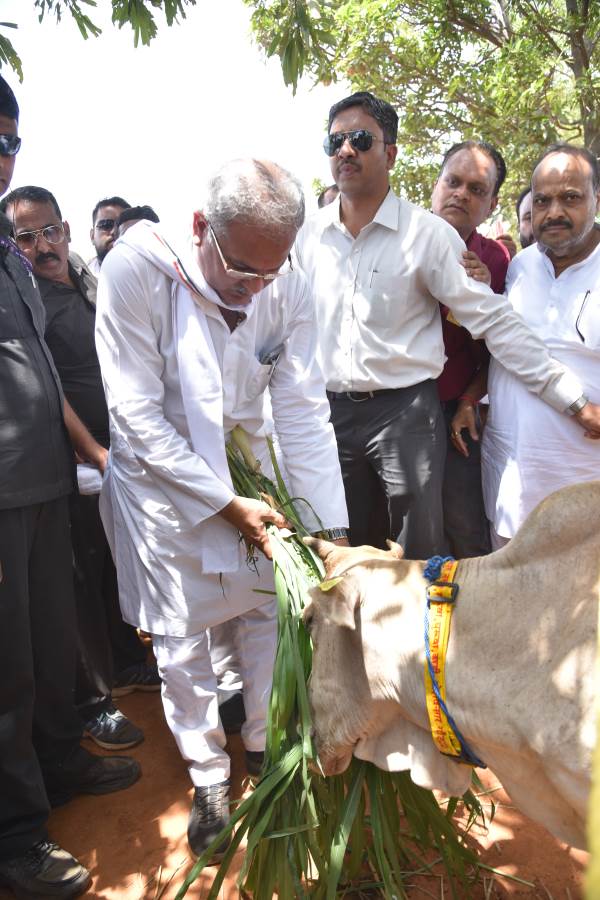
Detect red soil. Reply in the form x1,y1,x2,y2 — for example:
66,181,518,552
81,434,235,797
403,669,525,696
0,692,586,899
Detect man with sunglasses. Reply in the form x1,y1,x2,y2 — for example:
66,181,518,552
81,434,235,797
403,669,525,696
87,195,130,275
0,77,141,900
482,143,600,550
95,158,348,860
296,90,600,561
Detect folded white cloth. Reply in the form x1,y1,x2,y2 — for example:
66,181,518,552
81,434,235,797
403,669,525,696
77,463,103,495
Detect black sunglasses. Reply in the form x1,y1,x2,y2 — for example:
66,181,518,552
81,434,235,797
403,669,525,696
323,129,384,157
0,134,21,157
95,218,117,232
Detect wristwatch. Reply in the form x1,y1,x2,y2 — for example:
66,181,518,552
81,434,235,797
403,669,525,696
567,395,589,415
316,527,349,541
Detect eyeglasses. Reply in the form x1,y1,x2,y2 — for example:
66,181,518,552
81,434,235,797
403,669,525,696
323,129,385,157
15,224,65,250
95,218,117,232
208,223,292,282
0,134,21,157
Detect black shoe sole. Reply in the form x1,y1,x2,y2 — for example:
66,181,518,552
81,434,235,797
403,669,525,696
47,763,142,808
0,868,92,898
188,836,231,865
83,730,144,751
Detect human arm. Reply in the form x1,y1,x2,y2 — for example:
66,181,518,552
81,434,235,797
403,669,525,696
267,274,349,534
427,223,585,422
496,233,518,259
95,247,236,526
449,363,489,458
574,402,600,439
219,496,287,560
63,398,108,472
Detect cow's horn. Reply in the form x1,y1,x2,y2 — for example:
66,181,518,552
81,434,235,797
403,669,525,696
385,539,404,559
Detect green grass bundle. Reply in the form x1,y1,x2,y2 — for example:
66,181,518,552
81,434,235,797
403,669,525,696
175,427,487,899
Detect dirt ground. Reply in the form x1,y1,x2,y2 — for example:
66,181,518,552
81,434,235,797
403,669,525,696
1,692,587,900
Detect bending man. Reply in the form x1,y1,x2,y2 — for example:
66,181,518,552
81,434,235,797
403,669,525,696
95,159,348,860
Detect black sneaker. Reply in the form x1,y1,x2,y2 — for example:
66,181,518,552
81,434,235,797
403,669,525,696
0,840,91,898
83,704,144,750
187,780,231,862
112,662,161,697
219,693,246,735
245,750,264,777
45,749,142,807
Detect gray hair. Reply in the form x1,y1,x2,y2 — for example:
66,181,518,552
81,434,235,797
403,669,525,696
205,159,305,238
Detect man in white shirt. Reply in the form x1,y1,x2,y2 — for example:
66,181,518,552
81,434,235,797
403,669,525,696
95,159,348,860
482,143,600,548
296,91,600,559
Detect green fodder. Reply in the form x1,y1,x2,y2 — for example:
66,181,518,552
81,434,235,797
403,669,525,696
174,427,486,899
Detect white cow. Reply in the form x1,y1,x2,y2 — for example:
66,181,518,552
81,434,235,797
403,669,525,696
304,481,600,850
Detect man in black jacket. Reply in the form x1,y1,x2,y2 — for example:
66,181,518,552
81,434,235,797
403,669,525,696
0,76,140,900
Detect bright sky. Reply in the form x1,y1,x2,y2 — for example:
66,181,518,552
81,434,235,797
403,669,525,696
2,0,345,258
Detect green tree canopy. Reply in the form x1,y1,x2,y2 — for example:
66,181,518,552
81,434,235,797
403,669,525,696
244,0,600,212
0,0,197,81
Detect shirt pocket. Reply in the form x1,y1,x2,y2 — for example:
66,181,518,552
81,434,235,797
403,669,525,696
353,270,411,332
574,290,600,350
238,354,274,406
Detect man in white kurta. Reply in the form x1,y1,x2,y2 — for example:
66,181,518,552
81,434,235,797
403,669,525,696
482,144,600,547
95,160,348,858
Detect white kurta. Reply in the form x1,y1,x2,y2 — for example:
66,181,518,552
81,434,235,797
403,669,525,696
482,241,600,539
95,234,348,637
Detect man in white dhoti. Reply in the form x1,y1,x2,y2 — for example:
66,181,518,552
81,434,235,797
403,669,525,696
482,143,600,548
95,159,349,859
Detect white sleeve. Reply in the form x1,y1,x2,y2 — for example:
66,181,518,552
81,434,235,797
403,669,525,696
269,275,348,532
95,247,234,528
426,225,582,412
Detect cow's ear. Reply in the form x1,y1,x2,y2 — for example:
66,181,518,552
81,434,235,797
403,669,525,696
385,540,404,559
304,536,357,576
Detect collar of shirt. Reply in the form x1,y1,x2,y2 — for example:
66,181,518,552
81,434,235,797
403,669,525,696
533,235,600,281
324,187,400,239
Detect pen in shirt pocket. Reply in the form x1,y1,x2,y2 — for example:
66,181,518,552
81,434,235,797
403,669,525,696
369,268,379,288
575,290,590,342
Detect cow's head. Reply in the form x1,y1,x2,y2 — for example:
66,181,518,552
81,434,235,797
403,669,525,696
303,538,407,775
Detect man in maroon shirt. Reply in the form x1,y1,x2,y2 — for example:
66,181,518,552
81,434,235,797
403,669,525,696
431,139,510,557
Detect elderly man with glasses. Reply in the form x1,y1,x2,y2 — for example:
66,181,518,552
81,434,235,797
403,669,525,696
1,184,157,735
295,90,600,561
95,158,348,860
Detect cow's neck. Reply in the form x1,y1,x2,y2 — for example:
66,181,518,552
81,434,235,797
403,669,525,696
360,556,491,743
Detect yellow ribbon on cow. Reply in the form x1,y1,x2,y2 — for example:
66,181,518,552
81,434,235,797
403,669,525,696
424,560,465,759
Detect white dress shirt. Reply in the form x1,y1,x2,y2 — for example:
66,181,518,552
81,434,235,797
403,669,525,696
295,190,582,411
86,255,101,277
482,240,600,538
95,239,348,637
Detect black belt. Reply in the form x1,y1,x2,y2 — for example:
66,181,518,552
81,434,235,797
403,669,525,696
327,388,400,403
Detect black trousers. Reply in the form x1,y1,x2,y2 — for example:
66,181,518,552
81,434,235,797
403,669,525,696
0,497,82,860
329,380,447,559
70,493,146,718
441,401,491,559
